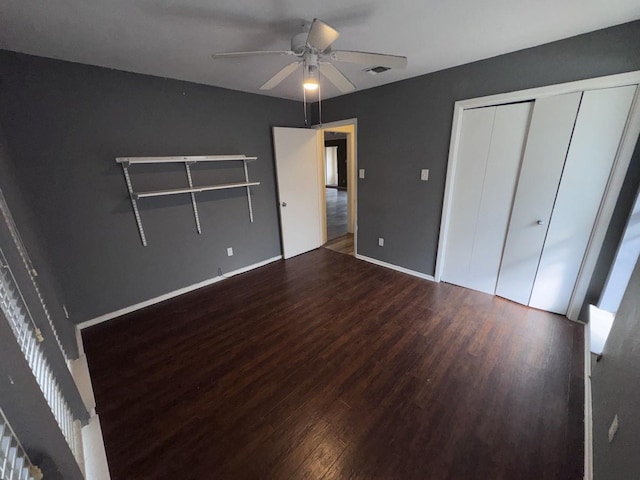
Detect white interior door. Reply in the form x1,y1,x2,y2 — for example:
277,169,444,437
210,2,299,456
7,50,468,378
529,85,637,314
273,127,323,259
495,92,582,305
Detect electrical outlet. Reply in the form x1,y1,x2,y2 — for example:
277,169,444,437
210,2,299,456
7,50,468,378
378,237,384,247
227,247,233,257
421,169,429,181
359,168,365,179
608,414,619,443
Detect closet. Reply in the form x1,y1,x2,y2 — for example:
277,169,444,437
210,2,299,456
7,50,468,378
442,84,637,316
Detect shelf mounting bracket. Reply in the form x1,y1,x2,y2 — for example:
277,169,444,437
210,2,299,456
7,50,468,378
121,164,147,246
184,163,202,234
243,159,254,223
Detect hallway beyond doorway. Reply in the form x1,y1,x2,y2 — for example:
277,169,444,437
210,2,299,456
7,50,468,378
325,187,347,240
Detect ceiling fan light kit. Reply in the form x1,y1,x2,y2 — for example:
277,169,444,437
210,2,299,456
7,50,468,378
303,64,319,91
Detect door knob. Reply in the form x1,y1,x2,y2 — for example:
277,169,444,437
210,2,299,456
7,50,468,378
281,202,287,207
536,220,544,225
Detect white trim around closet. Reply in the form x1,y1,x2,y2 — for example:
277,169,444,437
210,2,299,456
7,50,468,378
435,70,640,321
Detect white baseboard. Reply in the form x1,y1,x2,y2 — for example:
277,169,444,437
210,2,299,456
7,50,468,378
78,255,282,330
70,354,96,414
69,348,111,479
75,322,85,356
81,415,111,480
584,324,593,480
355,254,435,281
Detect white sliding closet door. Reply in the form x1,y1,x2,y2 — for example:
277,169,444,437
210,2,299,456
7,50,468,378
495,92,582,306
468,103,532,293
442,107,495,289
443,102,531,293
529,85,637,313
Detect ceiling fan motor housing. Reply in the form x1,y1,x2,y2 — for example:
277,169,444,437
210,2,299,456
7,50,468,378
291,32,308,55
304,53,319,67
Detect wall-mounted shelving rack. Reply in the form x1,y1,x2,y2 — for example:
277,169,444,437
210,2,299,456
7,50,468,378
116,155,259,246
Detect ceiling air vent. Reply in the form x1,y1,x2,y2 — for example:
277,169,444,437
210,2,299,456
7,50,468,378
365,66,391,75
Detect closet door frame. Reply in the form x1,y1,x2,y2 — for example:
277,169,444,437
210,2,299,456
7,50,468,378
435,70,640,321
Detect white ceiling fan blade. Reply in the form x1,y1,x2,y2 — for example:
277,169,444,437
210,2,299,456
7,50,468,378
319,63,355,93
330,50,408,70
260,62,301,90
212,51,296,60
306,19,340,52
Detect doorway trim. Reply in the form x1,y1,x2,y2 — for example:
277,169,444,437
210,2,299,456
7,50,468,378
435,70,640,321
315,118,358,254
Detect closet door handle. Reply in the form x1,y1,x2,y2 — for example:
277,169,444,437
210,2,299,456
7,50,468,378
536,220,544,226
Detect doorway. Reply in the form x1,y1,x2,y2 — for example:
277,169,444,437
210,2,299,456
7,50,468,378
318,120,357,256
324,133,348,239
272,119,358,260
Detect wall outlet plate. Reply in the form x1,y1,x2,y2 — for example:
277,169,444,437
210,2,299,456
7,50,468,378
378,237,384,247
608,414,619,442
421,169,429,181
227,247,233,257
359,169,365,179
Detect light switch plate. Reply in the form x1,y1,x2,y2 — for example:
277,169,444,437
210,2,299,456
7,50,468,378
421,169,429,181
359,168,365,179
227,247,233,257
378,237,384,247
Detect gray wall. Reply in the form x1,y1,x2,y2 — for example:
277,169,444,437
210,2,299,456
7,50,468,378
592,255,640,479
0,50,303,324
319,20,640,291
0,123,79,355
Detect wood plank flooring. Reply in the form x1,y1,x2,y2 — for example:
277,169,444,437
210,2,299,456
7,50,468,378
83,248,584,480
323,233,354,256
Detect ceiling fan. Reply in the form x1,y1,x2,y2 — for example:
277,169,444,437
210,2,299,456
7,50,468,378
212,18,408,94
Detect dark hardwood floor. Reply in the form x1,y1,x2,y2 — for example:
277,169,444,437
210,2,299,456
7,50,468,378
83,249,584,480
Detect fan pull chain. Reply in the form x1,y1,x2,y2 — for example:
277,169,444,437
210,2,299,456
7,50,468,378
303,83,308,126
318,80,322,125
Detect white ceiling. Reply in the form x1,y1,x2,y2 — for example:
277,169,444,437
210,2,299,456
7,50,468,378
1,0,639,101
